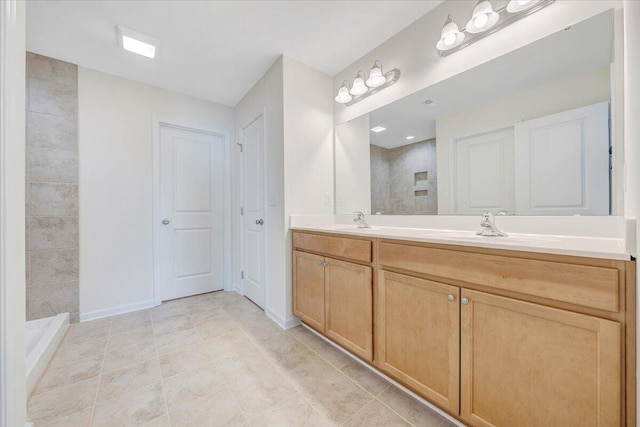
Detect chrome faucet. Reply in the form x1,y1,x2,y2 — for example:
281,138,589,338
353,211,371,228
477,211,508,237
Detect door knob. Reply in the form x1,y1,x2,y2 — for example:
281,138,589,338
162,219,170,225
256,219,264,225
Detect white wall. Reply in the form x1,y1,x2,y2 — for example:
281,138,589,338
335,114,371,214
78,68,234,318
233,58,286,323
333,0,621,125
0,1,26,425
283,56,334,325
436,66,611,213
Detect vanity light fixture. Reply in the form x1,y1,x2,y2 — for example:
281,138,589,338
334,81,353,104
117,25,159,59
334,60,400,106
350,71,369,96
436,0,555,57
370,126,387,133
465,0,499,33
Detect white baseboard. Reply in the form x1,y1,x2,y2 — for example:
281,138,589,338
300,323,466,427
265,308,301,330
79,299,159,322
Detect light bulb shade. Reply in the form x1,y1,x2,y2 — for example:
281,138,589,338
366,61,386,88
506,0,539,13
436,15,465,51
349,72,369,96
465,0,499,33
335,82,352,103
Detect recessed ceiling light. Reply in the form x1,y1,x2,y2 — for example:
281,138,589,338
370,126,387,133
406,136,415,140
117,25,159,59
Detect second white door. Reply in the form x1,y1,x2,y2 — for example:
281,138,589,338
159,125,225,301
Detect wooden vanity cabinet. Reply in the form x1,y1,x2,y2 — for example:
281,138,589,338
292,232,374,361
460,289,621,427
377,271,460,413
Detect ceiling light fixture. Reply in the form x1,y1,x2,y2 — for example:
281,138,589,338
370,126,387,133
406,136,415,140
466,0,499,33
436,0,555,57
334,60,400,106
117,25,159,59
334,81,353,104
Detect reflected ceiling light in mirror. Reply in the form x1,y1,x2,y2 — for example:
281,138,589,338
436,15,465,51
334,81,353,104
437,0,555,57
506,0,540,13
350,71,369,96
466,0,499,33
370,126,387,133
366,61,387,88
334,61,400,106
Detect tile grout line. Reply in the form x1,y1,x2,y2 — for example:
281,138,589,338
88,316,113,427
152,306,176,426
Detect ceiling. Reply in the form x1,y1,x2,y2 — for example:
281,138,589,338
368,9,614,149
26,0,442,107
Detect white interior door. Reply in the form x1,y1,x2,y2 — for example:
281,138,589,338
514,102,610,215
451,128,515,215
242,116,266,308
159,125,225,301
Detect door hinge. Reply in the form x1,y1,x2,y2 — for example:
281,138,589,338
240,206,244,216
237,142,243,152
241,271,245,279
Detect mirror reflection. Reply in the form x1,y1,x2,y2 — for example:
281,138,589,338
335,10,618,216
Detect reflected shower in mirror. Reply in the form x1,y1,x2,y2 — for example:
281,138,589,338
334,10,619,216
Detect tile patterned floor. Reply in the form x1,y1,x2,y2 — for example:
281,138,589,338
27,291,456,427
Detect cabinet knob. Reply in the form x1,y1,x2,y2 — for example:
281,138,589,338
447,294,455,302
461,297,469,305
318,261,327,267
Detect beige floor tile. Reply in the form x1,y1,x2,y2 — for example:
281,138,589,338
215,348,273,384
159,342,211,378
32,354,103,395
340,360,391,397
379,385,448,427
227,364,297,418
169,387,245,427
38,406,93,427
163,362,226,412
202,330,255,361
96,358,162,402
188,307,228,325
241,319,284,342
155,327,202,355
110,309,151,324
278,350,343,391
256,332,308,363
107,327,155,351
92,382,165,427
60,320,111,346
345,400,411,426
49,336,107,368
103,339,158,373
110,317,152,335
313,341,353,370
150,302,186,321
141,414,171,426
300,372,373,425
288,325,325,349
153,314,193,336
27,377,99,425
196,316,240,340
243,393,336,427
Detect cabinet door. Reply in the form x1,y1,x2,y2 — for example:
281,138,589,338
377,271,460,413
461,289,621,427
293,251,326,333
325,258,373,361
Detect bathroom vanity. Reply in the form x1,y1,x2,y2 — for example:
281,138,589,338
292,226,636,427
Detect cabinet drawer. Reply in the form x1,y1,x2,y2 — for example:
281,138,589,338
379,242,619,312
293,232,372,263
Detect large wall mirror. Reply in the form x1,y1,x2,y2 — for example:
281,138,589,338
335,10,621,216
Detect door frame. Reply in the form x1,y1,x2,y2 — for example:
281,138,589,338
238,111,268,307
152,117,232,305
0,1,26,426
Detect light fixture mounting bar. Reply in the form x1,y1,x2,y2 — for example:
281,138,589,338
344,69,401,106
438,0,555,57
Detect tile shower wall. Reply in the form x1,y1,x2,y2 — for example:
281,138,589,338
370,139,437,215
26,53,79,322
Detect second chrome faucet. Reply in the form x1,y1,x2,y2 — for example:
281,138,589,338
477,211,508,237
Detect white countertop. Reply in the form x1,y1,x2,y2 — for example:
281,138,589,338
290,224,631,261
